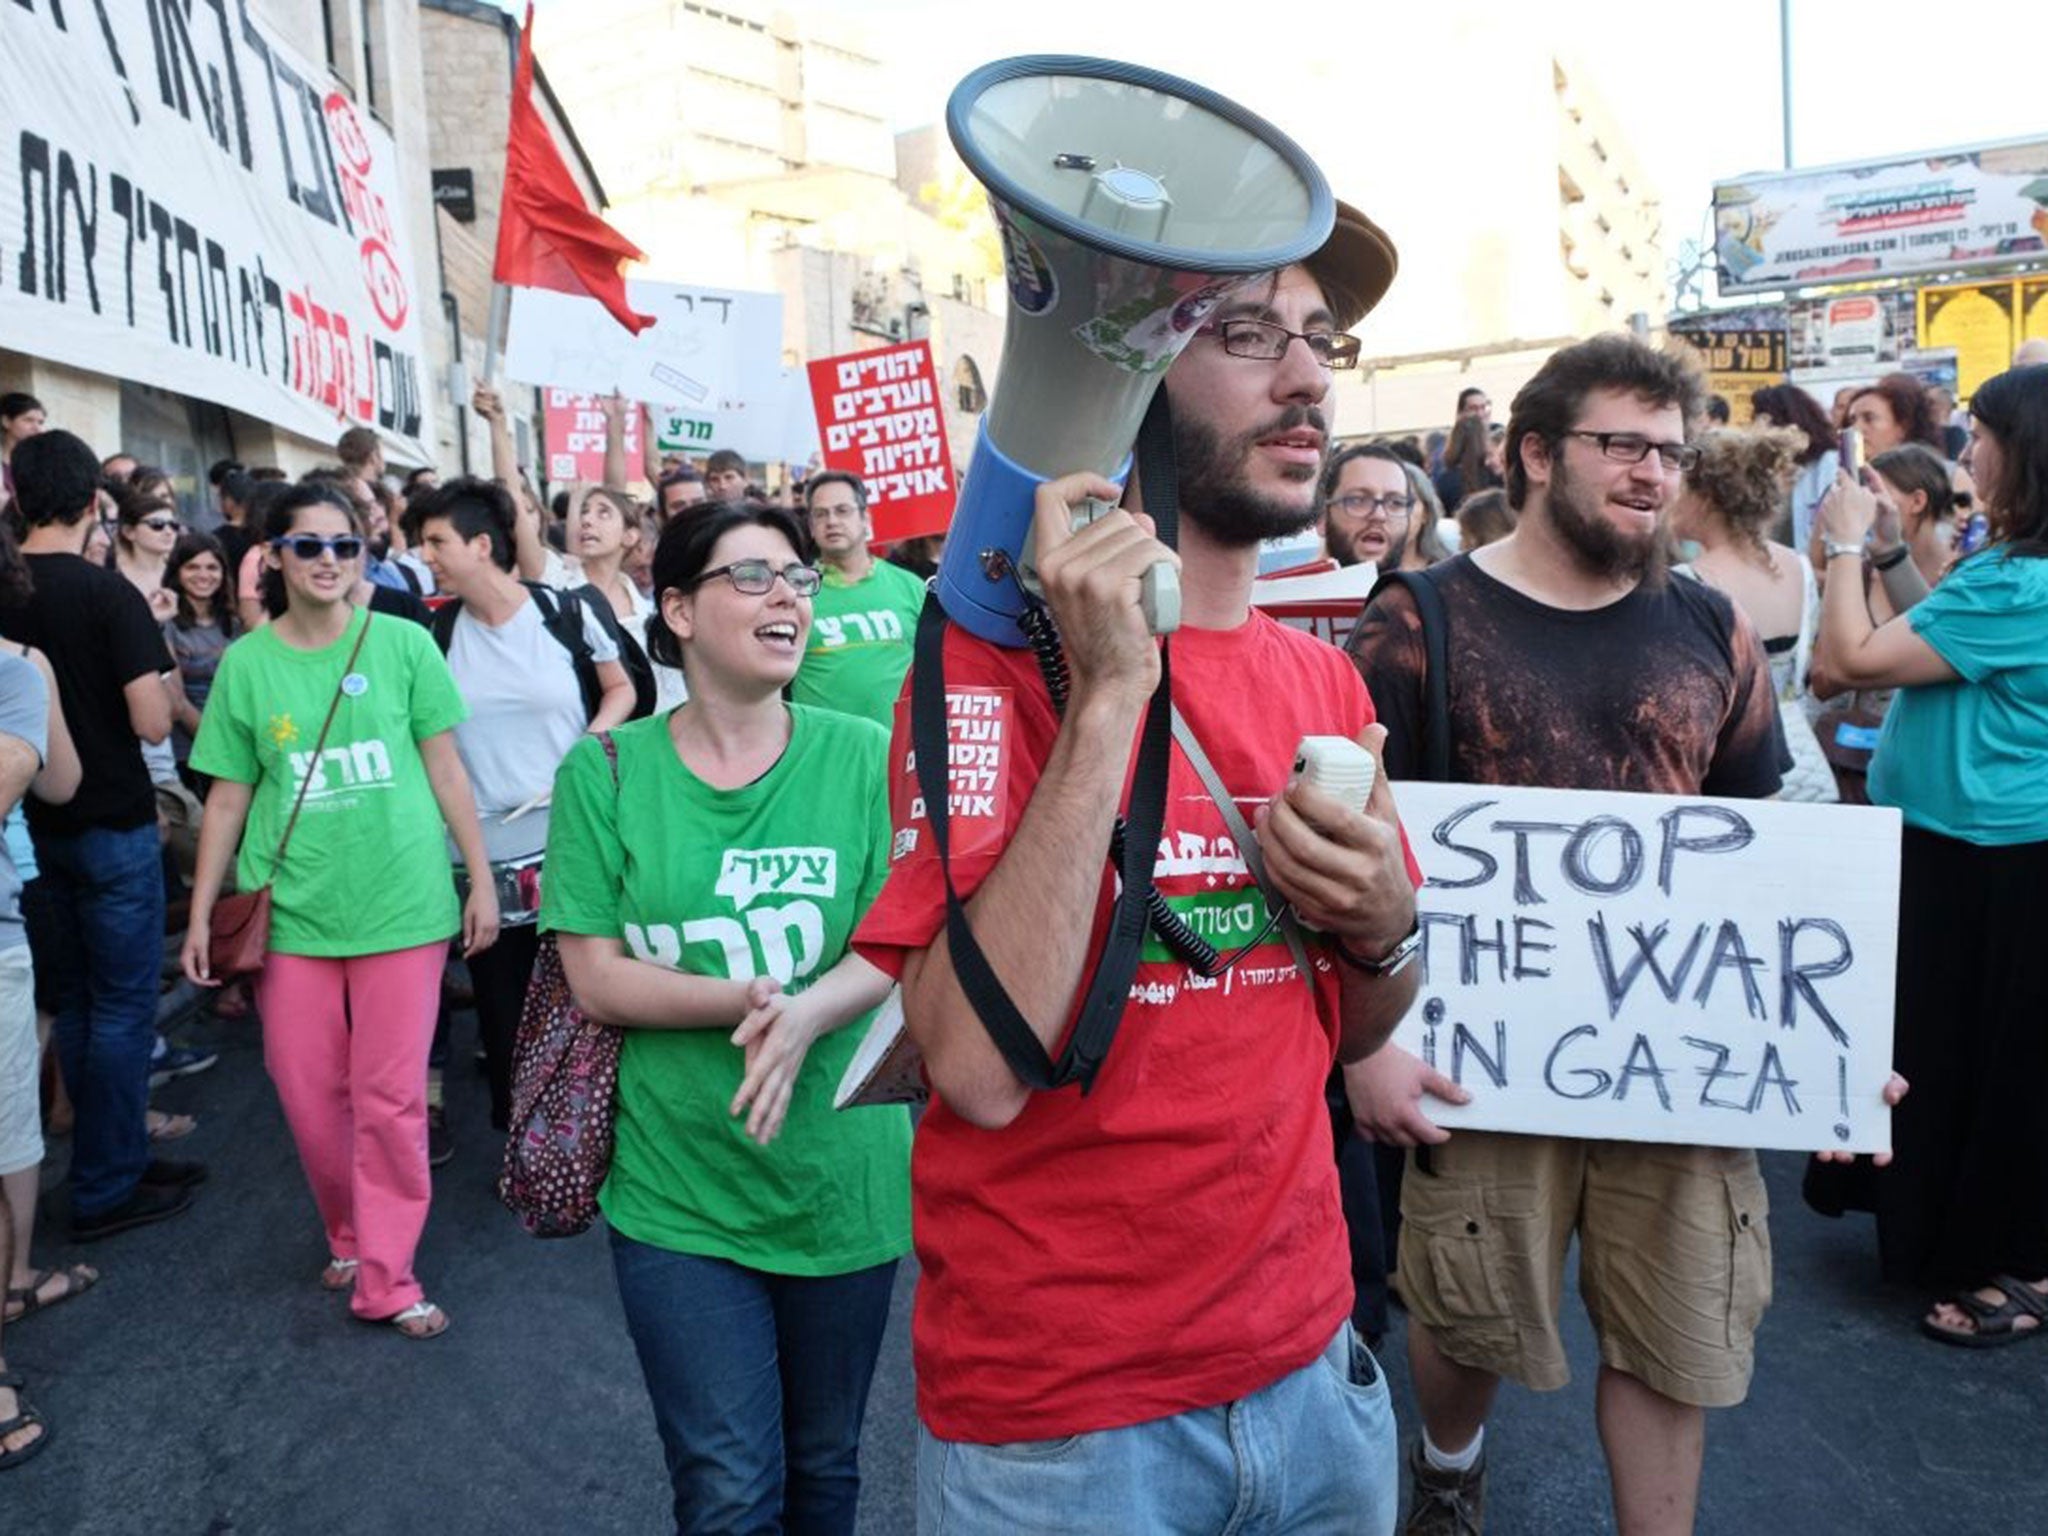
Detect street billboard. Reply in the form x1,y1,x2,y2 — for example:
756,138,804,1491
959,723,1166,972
1713,135,2048,294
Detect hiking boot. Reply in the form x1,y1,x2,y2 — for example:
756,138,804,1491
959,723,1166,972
427,1105,454,1168
1405,1439,1485,1535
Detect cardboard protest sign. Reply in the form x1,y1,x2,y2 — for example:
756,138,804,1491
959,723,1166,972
652,370,820,465
806,342,956,542
1389,783,1900,1154
543,391,641,484
505,281,783,407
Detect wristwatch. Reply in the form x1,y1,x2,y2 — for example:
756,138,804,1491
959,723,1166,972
1822,538,1866,562
1336,917,1422,978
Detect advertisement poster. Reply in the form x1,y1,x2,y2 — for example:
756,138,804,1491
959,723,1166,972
1714,135,2048,292
1671,329,1787,424
806,341,956,542
1786,291,1917,371
0,0,434,457
1918,281,2024,399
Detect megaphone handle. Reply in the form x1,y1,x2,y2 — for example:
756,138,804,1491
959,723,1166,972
1071,496,1179,637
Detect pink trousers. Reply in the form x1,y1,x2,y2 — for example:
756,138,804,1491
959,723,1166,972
256,941,446,1319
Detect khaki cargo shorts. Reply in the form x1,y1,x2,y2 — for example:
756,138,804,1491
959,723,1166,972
1395,1130,1771,1409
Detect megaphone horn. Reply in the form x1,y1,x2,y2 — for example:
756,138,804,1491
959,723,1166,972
937,56,1336,646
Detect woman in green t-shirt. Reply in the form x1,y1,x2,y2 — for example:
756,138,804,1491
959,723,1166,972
1815,362,2048,1348
541,502,908,1536
181,483,499,1342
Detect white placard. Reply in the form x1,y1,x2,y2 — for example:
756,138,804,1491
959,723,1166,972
0,1,434,458
1390,783,1900,1154
651,370,820,465
504,280,782,408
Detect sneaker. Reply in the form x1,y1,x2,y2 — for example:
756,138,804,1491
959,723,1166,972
1405,1440,1486,1536
71,1181,194,1242
149,1044,220,1089
139,1157,209,1189
427,1106,454,1168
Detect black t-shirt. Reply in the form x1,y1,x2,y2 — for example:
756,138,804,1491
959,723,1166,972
216,522,256,578
1,553,175,835
1348,553,1785,797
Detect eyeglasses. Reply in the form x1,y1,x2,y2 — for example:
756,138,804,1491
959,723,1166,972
140,517,181,533
692,559,822,597
1328,491,1414,520
1562,430,1700,473
1195,319,1361,371
272,534,364,561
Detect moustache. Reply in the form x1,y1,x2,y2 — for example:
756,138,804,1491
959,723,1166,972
1241,405,1330,447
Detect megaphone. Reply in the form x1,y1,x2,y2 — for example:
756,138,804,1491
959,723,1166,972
937,57,1336,647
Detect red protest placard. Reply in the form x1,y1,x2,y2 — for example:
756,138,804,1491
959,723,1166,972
806,341,956,541
543,390,642,485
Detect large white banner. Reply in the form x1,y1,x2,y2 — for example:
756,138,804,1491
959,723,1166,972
504,280,784,410
1390,783,1901,1154
0,1,433,458
1714,135,2048,293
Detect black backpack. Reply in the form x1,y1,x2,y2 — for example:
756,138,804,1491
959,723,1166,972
432,582,656,723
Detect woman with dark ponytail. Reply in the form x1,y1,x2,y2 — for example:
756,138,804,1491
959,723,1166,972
541,500,909,1534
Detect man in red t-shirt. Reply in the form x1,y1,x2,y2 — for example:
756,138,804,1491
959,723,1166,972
854,202,1421,1534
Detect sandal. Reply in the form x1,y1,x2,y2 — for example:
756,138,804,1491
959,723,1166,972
0,1370,52,1471
385,1300,448,1341
320,1258,360,1293
148,1110,198,1143
4,1263,99,1324
1920,1274,2048,1349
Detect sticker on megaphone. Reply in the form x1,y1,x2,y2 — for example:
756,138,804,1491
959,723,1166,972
1017,494,1181,636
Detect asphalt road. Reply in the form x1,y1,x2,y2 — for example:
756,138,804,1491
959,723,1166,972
5,994,2043,1534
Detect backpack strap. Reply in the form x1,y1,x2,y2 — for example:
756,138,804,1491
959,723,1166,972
429,596,462,654
1363,566,1452,783
524,581,605,723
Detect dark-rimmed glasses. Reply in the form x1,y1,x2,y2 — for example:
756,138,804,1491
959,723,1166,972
1328,491,1414,520
272,534,364,561
692,559,822,597
1195,319,1361,370
1562,430,1699,473
141,516,182,533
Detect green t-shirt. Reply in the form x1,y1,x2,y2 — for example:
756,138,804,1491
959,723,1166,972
190,609,467,956
789,558,926,727
540,704,911,1275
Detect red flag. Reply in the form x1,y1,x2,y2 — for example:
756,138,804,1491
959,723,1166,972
493,4,654,334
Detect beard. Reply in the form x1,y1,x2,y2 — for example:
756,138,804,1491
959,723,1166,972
1547,456,1663,584
1327,523,1407,570
1172,404,1327,548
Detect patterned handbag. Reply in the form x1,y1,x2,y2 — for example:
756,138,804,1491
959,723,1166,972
497,734,623,1238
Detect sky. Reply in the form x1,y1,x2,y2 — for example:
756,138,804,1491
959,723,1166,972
851,0,2046,269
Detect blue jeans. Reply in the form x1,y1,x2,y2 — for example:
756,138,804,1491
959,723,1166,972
609,1230,898,1536
34,822,165,1218
917,1324,1399,1536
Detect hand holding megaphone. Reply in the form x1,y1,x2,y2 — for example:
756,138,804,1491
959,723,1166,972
1029,471,1182,709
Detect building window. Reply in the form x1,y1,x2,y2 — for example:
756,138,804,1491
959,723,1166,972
954,356,988,415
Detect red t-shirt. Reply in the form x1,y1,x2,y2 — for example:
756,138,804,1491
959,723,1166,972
855,610,1420,1442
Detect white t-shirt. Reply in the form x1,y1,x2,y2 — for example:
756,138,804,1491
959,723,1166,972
541,550,688,712
445,591,619,861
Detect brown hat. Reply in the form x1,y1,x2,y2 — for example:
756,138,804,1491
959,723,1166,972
1304,198,1397,332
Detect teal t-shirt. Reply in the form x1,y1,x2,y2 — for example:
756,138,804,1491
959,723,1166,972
789,558,926,727
540,704,911,1275
190,609,467,955
1869,550,2048,845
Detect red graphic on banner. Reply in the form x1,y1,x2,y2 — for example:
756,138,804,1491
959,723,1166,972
544,391,642,484
806,341,956,542
887,687,1010,865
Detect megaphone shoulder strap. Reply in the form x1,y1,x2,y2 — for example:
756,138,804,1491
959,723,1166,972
910,592,1172,1093
908,391,1182,1095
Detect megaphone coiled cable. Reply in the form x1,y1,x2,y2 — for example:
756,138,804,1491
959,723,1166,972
1017,601,1291,978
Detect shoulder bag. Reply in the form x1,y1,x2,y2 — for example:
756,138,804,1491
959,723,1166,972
207,615,372,981
499,732,625,1238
